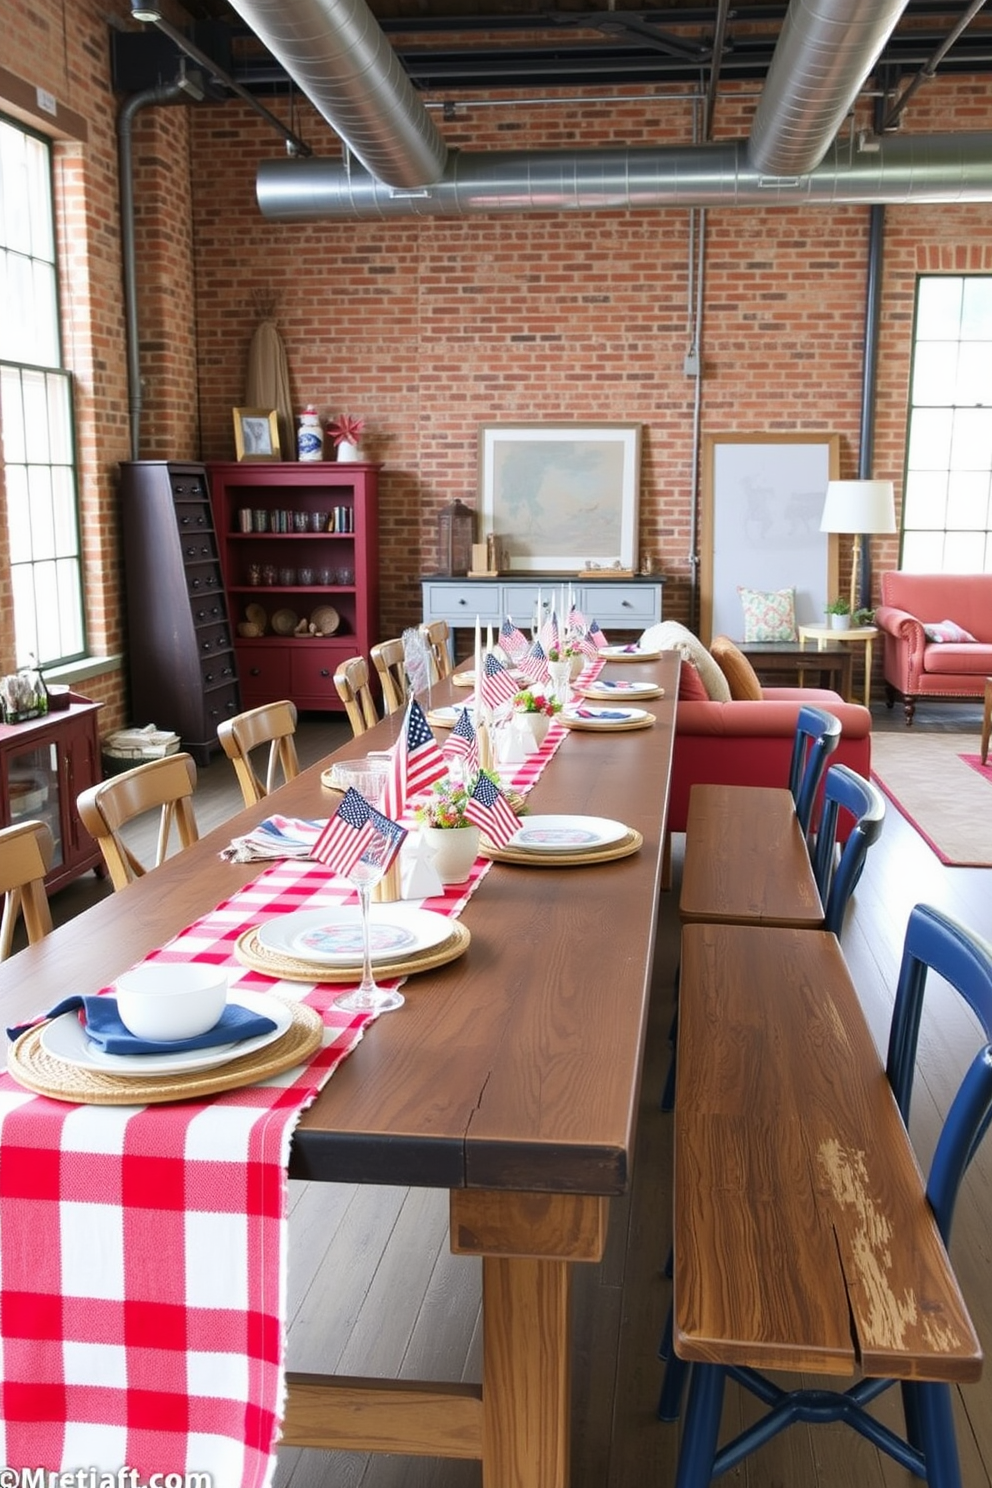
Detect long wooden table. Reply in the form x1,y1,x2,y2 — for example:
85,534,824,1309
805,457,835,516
0,654,678,1487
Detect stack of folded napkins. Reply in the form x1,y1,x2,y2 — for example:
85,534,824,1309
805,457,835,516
221,815,324,863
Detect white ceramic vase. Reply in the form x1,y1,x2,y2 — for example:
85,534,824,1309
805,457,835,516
568,652,584,679
422,823,481,884
516,711,551,748
336,440,361,463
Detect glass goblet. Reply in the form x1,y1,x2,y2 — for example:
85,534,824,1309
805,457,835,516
331,761,404,1015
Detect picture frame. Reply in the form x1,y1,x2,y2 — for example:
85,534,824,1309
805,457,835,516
700,432,840,644
233,407,281,462
479,422,641,573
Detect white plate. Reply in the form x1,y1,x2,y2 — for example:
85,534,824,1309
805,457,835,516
257,906,454,966
428,704,476,725
39,990,293,1077
599,644,663,660
563,705,649,725
506,815,630,853
583,680,658,696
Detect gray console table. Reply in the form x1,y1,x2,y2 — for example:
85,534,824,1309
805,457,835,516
421,574,664,656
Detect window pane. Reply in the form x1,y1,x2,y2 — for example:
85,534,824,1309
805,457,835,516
5,465,31,561
903,470,947,529
915,277,962,339
21,369,51,461
10,564,39,667
55,558,85,656
911,342,958,406
943,532,981,571
961,278,992,339
906,407,953,469
946,472,991,529
28,466,55,559
901,531,943,570
950,408,992,470
956,342,992,405
0,363,25,461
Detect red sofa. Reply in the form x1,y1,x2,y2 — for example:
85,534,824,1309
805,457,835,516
669,687,873,838
875,571,992,723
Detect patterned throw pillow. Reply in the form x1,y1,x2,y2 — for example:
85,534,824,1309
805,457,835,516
640,621,731,702
738,586,798,643
923,619,978,644
710,635,763,701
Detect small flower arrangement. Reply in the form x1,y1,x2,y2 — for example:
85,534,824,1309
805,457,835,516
546,643,577,662
415,770,509,829
326,413,365,448
512,688,562,717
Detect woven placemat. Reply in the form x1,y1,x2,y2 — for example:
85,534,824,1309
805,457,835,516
560,712,656,733
235,919,471,984
600,648,663,662
577,684,664,701
480,827,643,867
7,999,325,1106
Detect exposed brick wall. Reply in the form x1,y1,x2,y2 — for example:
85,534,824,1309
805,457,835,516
3,0,992,699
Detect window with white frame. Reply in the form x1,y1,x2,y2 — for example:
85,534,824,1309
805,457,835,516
0,114,86,668
903,275,992,574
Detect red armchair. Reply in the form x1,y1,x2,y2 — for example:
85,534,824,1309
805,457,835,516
875,571,992,723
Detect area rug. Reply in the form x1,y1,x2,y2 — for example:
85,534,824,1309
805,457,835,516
870,731,992,868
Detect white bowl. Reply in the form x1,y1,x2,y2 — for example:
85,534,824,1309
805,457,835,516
114,963,228,1042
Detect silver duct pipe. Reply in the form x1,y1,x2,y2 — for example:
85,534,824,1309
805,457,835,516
748,0,909,176
224,0,447,188
256,134,992,220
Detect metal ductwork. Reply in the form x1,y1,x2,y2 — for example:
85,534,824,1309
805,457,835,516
747,0,910,176
224,0,447,187
256,134,992,219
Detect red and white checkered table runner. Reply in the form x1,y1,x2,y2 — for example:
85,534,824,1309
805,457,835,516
0,669,599,1484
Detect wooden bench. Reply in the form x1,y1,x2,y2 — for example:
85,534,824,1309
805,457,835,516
672,922,982,1486
679,785,823,928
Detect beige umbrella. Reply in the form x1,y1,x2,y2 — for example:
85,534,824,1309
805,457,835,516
246,317,295,461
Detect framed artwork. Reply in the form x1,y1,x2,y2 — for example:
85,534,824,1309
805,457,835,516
479,422,641,573
233,407,281,462
700,433,840,644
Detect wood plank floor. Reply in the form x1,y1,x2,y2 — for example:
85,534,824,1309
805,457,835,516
38,702,992,1488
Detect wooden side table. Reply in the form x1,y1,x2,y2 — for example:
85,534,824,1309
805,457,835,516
737,640,853,697
981,677,992,766
797,625,878,707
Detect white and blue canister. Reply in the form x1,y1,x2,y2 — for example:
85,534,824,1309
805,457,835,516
297,405,324,462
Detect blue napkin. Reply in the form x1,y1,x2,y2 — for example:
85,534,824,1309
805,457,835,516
8,995,278,1055
576,708,630,720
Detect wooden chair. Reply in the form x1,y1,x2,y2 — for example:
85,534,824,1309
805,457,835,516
76,753,199,891
0,820,54,960
419,619,453,681
370,637,409,715
669,902,992,1488
333,656,379,738
217,700,300,808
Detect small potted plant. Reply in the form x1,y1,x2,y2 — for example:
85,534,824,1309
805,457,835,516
326,413,365,464
852,605,876,628
414,777,480,884
825,596,852,631
512,688,562,748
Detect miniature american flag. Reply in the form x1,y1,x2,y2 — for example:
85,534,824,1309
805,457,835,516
539,610,560,653
568,603,588,632
586,619,609,650
464,772,519,848
442,707,479,772
520,639,550,684
311,787,376,877
499,617,530,661
481,651,519,709
386,698,448,815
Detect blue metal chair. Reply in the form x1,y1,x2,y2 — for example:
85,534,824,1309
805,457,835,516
658,763,886,1419
661,707,844,1112
670,904,992,1488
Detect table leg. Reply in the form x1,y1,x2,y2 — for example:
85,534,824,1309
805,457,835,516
863,637,873,707
482,1255,571,1488
982,678,992,766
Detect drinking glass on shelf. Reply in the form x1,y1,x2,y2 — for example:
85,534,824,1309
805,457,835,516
332,761,404,1015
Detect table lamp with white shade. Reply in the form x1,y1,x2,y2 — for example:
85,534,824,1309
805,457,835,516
819,479,896,616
